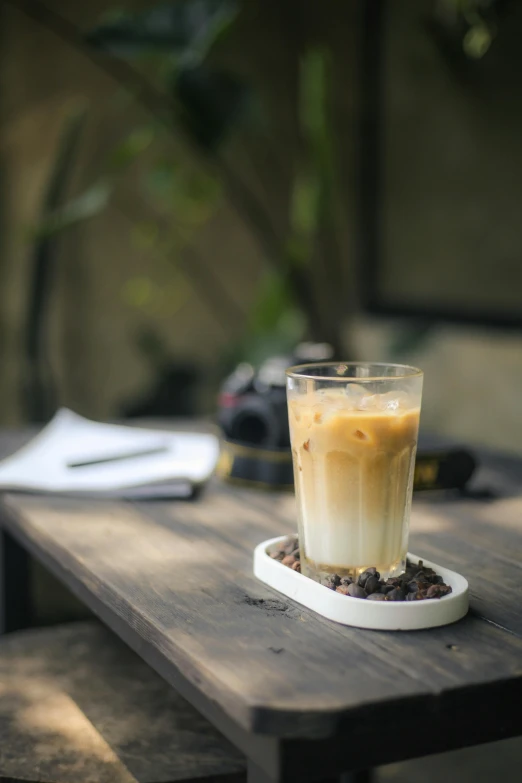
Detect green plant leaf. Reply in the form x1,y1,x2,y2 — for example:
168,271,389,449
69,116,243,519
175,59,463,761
463,23,493,58
288,173,320,261
108,126,156,170
288,48,334,260
248,271,304,341
23,105,89,422
86,0,238,63
131,221,161,249
122,273,189,316
31,180,111,238
299,48,334,181
145,161,221,225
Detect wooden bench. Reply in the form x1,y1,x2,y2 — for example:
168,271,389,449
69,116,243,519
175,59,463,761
0,621,246,783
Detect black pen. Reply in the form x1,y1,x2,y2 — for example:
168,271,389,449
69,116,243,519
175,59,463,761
67,446,170,469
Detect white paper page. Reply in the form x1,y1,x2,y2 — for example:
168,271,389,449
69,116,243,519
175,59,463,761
0,409,219,492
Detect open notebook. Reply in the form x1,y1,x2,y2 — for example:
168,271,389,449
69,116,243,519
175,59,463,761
0,409,220,499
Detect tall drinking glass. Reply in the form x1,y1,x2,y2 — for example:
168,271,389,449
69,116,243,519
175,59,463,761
286,362,423,582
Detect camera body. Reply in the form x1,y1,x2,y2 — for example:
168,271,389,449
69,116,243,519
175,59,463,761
217,344,332,487
218,343,333,448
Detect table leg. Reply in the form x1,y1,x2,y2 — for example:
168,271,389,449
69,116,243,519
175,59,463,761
247,759,373,783
0,530,32,634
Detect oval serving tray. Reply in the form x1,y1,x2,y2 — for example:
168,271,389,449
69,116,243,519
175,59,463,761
254,536,469,631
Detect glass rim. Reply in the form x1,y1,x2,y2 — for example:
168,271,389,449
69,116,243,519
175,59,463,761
286,361,423,382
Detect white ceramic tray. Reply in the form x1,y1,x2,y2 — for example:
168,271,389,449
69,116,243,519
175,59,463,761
254,536,469,631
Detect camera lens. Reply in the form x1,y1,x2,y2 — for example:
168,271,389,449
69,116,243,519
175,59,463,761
226,394,283,446
230,412,269,444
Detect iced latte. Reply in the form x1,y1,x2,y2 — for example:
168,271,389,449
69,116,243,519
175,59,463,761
287,364,423,581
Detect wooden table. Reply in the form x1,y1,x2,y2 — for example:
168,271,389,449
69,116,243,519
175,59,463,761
1,430,521,782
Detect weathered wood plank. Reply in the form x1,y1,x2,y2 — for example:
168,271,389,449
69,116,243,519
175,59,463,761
1,488,522,746
0,495,426,733
409,505,522,635
0,621,245,783
1,428,522,778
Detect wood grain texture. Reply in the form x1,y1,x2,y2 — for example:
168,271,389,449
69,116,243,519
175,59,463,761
0,428,521,774
0,621,245,783
1,479,522,740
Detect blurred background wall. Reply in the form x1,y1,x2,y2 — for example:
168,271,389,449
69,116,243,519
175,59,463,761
1,0,521,452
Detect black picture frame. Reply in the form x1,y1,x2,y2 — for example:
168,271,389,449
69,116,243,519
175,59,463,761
358,0,522,331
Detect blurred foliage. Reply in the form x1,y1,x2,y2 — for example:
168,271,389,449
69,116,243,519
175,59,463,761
24,106,89,421
288,50,333,264
88,0,246,151
31,180,111,238
87,0,239,63
432,0,514,61
145,159,221,227
175,65,248,150
221,271,305,372
30,0,348,372
108,125,156,169
122,274,189,317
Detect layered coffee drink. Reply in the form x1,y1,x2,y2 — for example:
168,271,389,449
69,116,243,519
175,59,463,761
287,364,423,581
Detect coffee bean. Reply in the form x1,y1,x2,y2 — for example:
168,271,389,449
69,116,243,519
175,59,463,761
385,588,406,601
277,548,453,603
365,576,380,595
426,583,452,598
347,583,367,599
323,575,340,590
282,537,298,555
408,579,430,593
358,572,370,588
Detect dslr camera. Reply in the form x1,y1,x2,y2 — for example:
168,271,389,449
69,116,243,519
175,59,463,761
217,343,332,488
